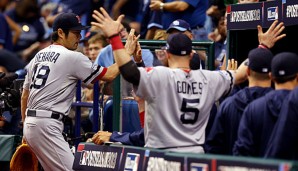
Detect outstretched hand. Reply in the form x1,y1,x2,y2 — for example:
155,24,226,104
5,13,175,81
257,20,286,49
125,29,140,56
91,7,125,37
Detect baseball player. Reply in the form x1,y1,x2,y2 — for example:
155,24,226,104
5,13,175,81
21,13,119,171
205,47,274,155
265,86,298,160
92,8,249,153
233,52,298,157
203,19,286,155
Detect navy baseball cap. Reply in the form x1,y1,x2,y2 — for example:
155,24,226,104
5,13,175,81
166,19,191,33
166,33,192,56
247,48,273,73
53,13,90,31
271,52,298,77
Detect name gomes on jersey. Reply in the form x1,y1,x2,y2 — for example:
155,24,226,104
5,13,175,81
35,51,60,63
176,81,203,95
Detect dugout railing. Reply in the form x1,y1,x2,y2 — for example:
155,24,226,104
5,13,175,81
73,40,215,147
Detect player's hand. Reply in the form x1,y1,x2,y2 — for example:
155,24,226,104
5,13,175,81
257,20,286,49
133,42,142,63
125,29,140,56
91,7,124,37
92,131,112,145
150,0,163,11
227,59,238,70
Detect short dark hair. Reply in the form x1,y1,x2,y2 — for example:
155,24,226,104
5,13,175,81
273,74,297,84
51,29,70,42
250,70,270,81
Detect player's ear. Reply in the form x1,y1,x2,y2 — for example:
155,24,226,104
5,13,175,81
246,68,250,76
57,28,64,38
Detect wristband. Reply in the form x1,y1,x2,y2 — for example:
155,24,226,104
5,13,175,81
109,34,124,51
258,44,269,49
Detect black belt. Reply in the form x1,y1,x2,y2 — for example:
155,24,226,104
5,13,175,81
27,109,65,121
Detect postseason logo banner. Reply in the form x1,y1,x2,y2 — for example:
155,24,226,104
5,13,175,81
227,2,263,30
73,143,122,171
283,0,298,26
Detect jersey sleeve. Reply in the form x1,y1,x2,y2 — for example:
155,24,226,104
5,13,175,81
209,70,235,101
73,53,107,85
134,67,167,101
183,0,199,8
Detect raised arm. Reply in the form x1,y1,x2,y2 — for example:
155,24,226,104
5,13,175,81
100,63,120,82
257,20,286,49
92,8,141,86
232,20,286,85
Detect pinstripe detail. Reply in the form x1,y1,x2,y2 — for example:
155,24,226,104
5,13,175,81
91,67,107,83
225,70,233,96
83,65,104,83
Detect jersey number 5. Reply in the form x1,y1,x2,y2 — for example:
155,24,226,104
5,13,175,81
180,98,200,124
30,65,50,89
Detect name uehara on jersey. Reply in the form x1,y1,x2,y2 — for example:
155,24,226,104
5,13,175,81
35,51,60,63
176,81,203,95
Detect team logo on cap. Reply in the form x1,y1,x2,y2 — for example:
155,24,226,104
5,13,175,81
173,20,180,25
267,7,278,21
76,15,81,23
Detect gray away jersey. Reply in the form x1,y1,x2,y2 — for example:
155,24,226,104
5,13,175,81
23,45,106,115
135,66,234,150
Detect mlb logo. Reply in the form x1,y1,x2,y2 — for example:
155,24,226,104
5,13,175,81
79,150,87,165
267,7,278,21
124,153,140,171
190,163,208,171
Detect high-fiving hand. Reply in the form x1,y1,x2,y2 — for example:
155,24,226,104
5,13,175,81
257,20,286,49
91,7,125,37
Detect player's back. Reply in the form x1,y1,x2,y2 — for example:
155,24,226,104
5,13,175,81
25,45,94,114
136,67,234,153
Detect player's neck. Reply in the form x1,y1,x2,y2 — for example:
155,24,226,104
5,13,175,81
168,60,190,70
53,40,64,46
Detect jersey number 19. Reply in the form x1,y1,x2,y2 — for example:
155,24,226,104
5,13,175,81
30,65,50,89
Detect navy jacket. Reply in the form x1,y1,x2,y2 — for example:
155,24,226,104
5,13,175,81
233,90,290,157
265,88,298,160
205,87,272,155
110,129,145,147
